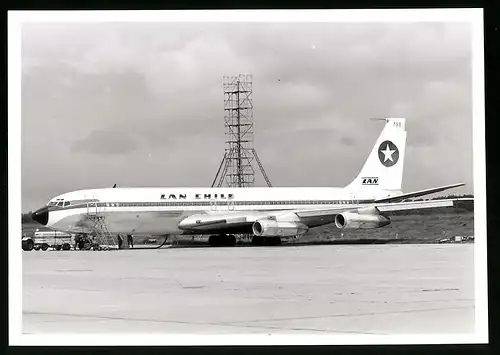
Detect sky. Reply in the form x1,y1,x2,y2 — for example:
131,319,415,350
20,19,475,211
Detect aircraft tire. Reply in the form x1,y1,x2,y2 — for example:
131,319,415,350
22,239,34,251
34,245,41,251
209,235,236,247
271,237,282,246
225,234,236,247
55,245,62,251
208,235,220,247
62,243,71,251
252,236,264,246
251,236,281,246
41,243,49,251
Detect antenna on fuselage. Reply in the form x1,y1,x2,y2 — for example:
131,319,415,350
112,184,117,188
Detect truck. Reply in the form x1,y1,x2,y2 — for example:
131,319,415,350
22,229,73,251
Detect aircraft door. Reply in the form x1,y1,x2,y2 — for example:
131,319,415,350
86,200,102,215
228,198,235,211
210,199,217,211
87,201,97,215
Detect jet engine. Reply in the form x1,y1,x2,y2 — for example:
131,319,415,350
334,211,390,229
252,220,309,237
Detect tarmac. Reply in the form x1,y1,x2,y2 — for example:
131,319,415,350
22,244,475,335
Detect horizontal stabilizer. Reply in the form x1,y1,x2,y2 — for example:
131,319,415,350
374,183,466,203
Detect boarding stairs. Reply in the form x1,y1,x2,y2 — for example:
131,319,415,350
86,202,118,250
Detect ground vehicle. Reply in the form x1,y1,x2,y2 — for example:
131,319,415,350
22,229,73,251
73,233,103,250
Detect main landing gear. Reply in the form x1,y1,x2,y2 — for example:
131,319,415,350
208,234,236,247
251,236,282,246
207,235,283,247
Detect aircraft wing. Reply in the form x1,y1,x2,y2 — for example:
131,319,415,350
177,198,473,234
295,198,473,218
376,198,473,214
373,183,466,203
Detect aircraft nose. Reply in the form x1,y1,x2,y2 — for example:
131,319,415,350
32,206,49,226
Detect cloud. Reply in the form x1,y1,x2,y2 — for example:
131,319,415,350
72,130,140,155
340,136,356,147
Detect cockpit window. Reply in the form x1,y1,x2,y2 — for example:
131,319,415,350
48,198,70,207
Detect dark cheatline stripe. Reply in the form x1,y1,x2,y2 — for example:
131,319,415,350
52,199,376,212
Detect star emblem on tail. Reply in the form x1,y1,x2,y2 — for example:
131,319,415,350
378,140,399,167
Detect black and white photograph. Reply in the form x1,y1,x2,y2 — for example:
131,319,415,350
9,9,487,345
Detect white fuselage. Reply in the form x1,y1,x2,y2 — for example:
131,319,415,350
45,186,389,236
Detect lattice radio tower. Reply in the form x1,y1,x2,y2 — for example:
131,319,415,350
212,74,272,188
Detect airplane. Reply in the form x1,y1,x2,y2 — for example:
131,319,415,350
31,118,471,247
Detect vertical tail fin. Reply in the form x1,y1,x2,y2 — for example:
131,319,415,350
346,118,407,198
